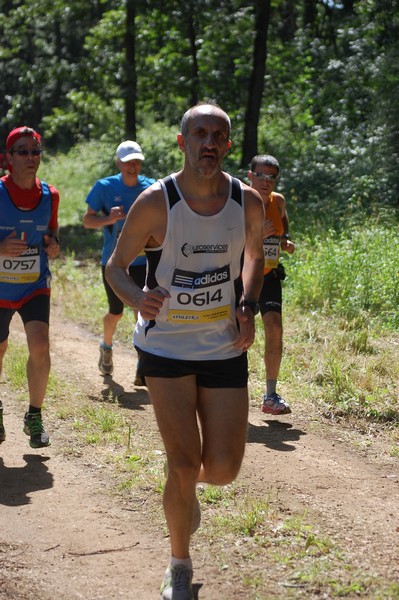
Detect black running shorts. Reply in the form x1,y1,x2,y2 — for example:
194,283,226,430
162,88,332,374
258,269,283,316
0,294,50,343
135,348,248,389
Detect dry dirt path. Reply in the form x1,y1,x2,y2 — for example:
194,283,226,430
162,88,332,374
0,300,398,599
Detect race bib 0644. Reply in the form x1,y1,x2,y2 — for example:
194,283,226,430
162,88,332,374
263,236,280,269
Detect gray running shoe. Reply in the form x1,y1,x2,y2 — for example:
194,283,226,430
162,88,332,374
160,564,193,600
0,401,5,443
23,412,50,448
99,345,113,375
261,392,291,415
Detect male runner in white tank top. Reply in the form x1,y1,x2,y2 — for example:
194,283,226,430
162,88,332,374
106,102,264,600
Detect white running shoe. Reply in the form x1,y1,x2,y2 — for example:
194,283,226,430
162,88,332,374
160,564,193,600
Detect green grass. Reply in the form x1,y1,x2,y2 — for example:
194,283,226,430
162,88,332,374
51,254,135,343
41,141,115,259
3,339,75,407
3,340,28,393
249,305,399,426
198,487,396,599
284,225,399,329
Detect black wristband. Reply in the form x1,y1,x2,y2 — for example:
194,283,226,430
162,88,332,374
239,300,260,315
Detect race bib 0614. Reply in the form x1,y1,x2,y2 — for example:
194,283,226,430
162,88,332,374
168,265,231,323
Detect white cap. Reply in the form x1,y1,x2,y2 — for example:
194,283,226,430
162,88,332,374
116,140,145,162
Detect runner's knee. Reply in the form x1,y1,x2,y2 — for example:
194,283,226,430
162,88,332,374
202,454,243,486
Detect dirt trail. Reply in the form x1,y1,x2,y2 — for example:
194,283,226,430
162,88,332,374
0,300,398,599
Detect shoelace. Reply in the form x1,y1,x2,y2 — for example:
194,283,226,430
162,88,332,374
171,566,192,591
102,348,112,363
27,415,44,435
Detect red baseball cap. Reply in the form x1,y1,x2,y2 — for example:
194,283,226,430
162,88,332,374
6,126,42,151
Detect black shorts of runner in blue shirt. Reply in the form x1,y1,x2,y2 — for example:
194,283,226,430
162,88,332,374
258,264,286,316
101,264,146,315
0,294,50,343
135,348,248,389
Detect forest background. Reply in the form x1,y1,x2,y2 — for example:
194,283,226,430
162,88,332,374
1,0,398,215
1,0,399,422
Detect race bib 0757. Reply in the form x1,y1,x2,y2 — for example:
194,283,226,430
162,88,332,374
0,245,40,283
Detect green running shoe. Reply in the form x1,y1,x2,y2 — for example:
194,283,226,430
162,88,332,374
23,412,50,448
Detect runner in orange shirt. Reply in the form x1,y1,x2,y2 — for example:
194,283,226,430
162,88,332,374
249,155,295,415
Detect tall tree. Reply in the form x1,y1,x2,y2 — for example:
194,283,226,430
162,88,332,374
124,0,137,138
185,2,200,107
303,0,317,28
241,0,271,167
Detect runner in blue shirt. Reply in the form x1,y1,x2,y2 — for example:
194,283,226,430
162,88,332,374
83,141,155,381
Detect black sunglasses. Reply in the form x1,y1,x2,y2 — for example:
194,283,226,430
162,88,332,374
251,172,278,182
11,149,42,156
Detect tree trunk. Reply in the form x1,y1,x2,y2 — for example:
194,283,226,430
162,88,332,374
124,0,136,139
186,7,199,107
240,0,271,168
303,0,317,27
342,0,354,14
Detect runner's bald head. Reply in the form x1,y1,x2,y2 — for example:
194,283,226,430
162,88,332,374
180,102,231,138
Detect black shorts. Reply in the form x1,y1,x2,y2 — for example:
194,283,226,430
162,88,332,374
0,294,50,343
135,348,248,389
258,267,285,316
101,264,146,315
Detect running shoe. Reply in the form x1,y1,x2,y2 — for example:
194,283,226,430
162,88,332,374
160,564,194,600
0,401,5,443
23,412,50,448
261,392,292,415
98,345,113,375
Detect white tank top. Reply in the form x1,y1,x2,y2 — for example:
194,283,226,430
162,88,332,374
133,174,246,361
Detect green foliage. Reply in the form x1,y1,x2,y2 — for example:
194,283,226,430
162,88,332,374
285,224,399,327
41,141,112,220
42,92,126,148
1,0,398,219
138,118,183,179
0,0,112,144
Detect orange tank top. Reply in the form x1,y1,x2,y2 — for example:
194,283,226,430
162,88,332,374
263,192,284,275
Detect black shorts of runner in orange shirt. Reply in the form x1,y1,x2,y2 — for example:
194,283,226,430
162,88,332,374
135,348,248,388
258,267,284,316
